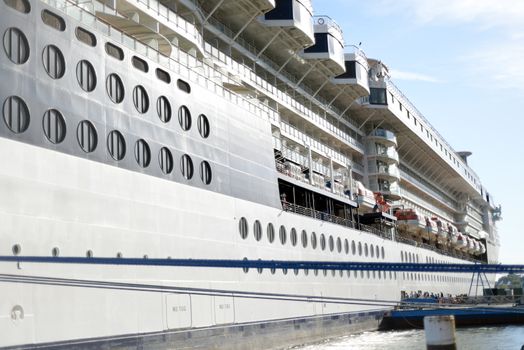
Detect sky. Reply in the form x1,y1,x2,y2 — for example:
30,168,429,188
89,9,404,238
313,0,523,264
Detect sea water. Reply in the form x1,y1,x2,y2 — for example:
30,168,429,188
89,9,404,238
293,326,524,350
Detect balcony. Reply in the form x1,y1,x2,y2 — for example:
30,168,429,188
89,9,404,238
262,0,315,47
300,16,345,75
360,87,388,106
367,128,397,146
368,163,401,181
332,50,370,98
367,147,399,163
369,179,401,201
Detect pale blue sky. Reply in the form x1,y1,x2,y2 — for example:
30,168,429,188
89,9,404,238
313,0,523,263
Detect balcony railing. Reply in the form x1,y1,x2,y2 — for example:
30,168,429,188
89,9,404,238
43,0,272,120
368,148,399,162
368,129,397,144
203,15,366,139
281,203,483,263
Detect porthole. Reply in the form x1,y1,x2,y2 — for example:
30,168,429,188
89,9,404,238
401,251,404,262
373,271,376,279
344,239,349,254
314,269,318,276
178,106,191,131
158,147,173,174
389,271,392,279
133,85,149,114
156,68,171,84
376,246,380,259
320,234,326,251
77,120,97,153
370,244,375,258
143,255,148,259
51,247,60,257
75,27,96,47
12,244,21,256
134,139,151,168
279,225,286,245
290,228,297,246
156,96,171,123
339,270,343,278
323,270,327,277
116,252,123,258
106,73,124,104
242,257,248,273
254,220,262,241
328,235,334,252
42,45,65,79
367,271,371,279
351,240,356,255
76,60,96,92
304,269,309,276
42,10,65,31
311,232,317,249
3,27,29,64
364,244,368,257
336,237,342,253
358,242,362,256
301,230,308,248
3,95,29,133
132,56,148,73
197,114,210,138
105,42,124,60
354,270,358,278
107,130,126,161
347,270,351,278
4,0,30,13
267,223,275,243
294,268,299,276
177,79,191,93
331,270,336,277
239,217,248,239
42,109,66,144
200,161,212,185
270,265,276,274
180,154,194,180
86,250,93,258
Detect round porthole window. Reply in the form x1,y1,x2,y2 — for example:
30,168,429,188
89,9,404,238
42,45,65,79
3,27,29,64
3,95,29,133
42,109,66,144
107,130,126,161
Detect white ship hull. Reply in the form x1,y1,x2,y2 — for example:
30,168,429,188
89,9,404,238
0,138,482,348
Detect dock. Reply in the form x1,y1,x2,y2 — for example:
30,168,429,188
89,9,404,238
380,304,524,330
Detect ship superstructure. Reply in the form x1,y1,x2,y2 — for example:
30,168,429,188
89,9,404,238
0,0,501,348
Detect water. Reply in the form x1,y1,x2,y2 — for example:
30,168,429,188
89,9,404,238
293,326,524,350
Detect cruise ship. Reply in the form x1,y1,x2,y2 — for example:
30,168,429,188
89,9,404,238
0,0,502,348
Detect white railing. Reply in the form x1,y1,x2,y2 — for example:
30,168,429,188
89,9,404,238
43,0,273,120
203,41,365,152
